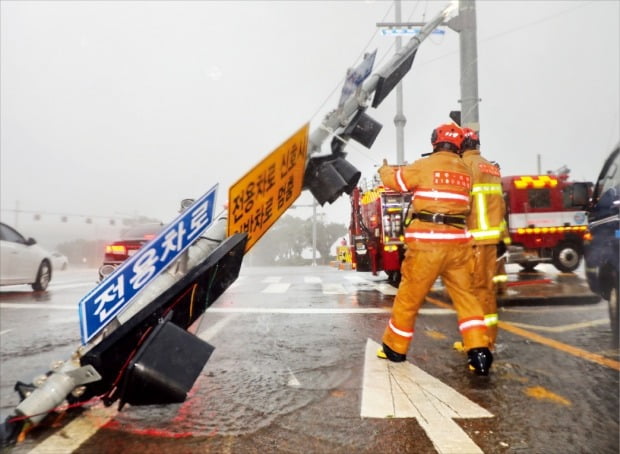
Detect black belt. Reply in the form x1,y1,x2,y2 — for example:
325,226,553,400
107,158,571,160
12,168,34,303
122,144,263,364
410,212,466,227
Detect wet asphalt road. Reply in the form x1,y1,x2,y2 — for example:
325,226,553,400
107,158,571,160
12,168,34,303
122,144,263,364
1,264,618,454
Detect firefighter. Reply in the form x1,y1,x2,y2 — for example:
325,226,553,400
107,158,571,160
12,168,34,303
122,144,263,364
454,128,509,352
376,123,493,376
490,161,509,297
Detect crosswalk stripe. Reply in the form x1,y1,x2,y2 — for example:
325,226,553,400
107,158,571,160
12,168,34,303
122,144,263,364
374,283,398,296
304,276,322,284
322,283,348,294
262,276,282,283
262,283,291,293
344,275,366,282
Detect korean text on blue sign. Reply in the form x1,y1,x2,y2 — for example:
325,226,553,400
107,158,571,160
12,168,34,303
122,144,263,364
78,184,218,344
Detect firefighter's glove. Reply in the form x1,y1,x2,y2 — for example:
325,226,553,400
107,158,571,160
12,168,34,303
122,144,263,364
378,159,392,180
496,241,507,258
378,159,390,173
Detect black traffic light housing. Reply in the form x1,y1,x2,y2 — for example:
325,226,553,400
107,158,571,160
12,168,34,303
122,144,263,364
303,108,382,206
449,110,461,126
303,151,361,206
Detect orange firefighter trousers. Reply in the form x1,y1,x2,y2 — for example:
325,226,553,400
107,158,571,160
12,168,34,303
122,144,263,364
472,244,499,347
382,242,489,355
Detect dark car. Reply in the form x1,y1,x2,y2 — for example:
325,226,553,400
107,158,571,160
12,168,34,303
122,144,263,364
98,223,163,281
584,144,620,341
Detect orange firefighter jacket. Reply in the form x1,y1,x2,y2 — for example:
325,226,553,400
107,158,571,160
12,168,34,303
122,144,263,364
460,149,509,245
378,150,473,249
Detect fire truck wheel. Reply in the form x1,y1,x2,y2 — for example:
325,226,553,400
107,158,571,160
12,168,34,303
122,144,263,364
387,271,401,288
354,254,371,272
552,241,582,273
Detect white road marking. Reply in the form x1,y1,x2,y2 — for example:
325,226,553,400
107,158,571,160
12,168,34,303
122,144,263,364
262,276,282,283
287,367,301,387
344,275,366,282
206,307,451,315
0,329,12,336
262,283,291,293
322,283,348,294
375,283,398,296
361,339,493,454
0,303,452,316
198,314,239,341
304,276,322,284
227,276,244,289
49,283,96,291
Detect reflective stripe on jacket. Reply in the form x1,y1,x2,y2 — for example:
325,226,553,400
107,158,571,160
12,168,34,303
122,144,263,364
461,149,509,245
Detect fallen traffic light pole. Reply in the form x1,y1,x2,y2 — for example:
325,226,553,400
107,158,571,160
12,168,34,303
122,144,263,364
0,2,457,447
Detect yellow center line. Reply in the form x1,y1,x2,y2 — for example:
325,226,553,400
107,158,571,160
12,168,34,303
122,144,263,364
425,296,620,371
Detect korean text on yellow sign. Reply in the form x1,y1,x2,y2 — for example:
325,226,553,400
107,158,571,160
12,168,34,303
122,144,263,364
228,123,309,252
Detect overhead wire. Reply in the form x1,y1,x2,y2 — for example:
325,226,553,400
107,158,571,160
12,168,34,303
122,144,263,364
417,1,593,68
340,0,598,169
307,1,594,168
308,0,428,168
308,2,394,122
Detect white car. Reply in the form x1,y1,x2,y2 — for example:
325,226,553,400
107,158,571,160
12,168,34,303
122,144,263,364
51,252,69,271
0,222,53,291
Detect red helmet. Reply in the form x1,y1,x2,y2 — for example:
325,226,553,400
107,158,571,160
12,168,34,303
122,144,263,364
431,123,464,151
462,127,480,150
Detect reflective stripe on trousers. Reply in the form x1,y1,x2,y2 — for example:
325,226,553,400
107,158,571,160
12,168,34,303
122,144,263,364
383,243,489,355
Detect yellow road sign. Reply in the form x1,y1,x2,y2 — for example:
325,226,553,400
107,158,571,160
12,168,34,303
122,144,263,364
228,123,309,252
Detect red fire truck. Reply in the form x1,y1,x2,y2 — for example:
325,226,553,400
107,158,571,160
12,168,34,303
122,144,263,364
348,183,411,286
502,172,591,272
348,171,592,282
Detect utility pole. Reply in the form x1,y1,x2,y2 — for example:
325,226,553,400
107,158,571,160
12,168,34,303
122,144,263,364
290,200,319,266
394,0,406,165
456,0,480,131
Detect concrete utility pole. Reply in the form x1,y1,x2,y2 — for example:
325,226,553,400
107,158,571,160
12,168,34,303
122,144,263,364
456,0,480,131
291,201,318,266
394,0,406,165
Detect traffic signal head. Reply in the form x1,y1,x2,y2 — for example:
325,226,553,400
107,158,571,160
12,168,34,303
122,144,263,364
303,154,361,206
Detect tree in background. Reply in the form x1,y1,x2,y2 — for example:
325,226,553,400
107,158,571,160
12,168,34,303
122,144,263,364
247,215,347,266
302,217,347,264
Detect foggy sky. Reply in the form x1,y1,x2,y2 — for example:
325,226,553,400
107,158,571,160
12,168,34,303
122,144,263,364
1,0,619,248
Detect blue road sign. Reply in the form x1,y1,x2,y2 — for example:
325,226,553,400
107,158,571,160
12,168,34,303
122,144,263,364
78,184,218,344
338,49,377,108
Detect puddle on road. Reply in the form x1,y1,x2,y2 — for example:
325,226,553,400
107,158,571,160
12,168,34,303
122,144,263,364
109,317,360,437
110,363,354,437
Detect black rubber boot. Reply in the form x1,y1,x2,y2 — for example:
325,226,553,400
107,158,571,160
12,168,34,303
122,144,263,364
467,347,493,376
378,343,407,362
